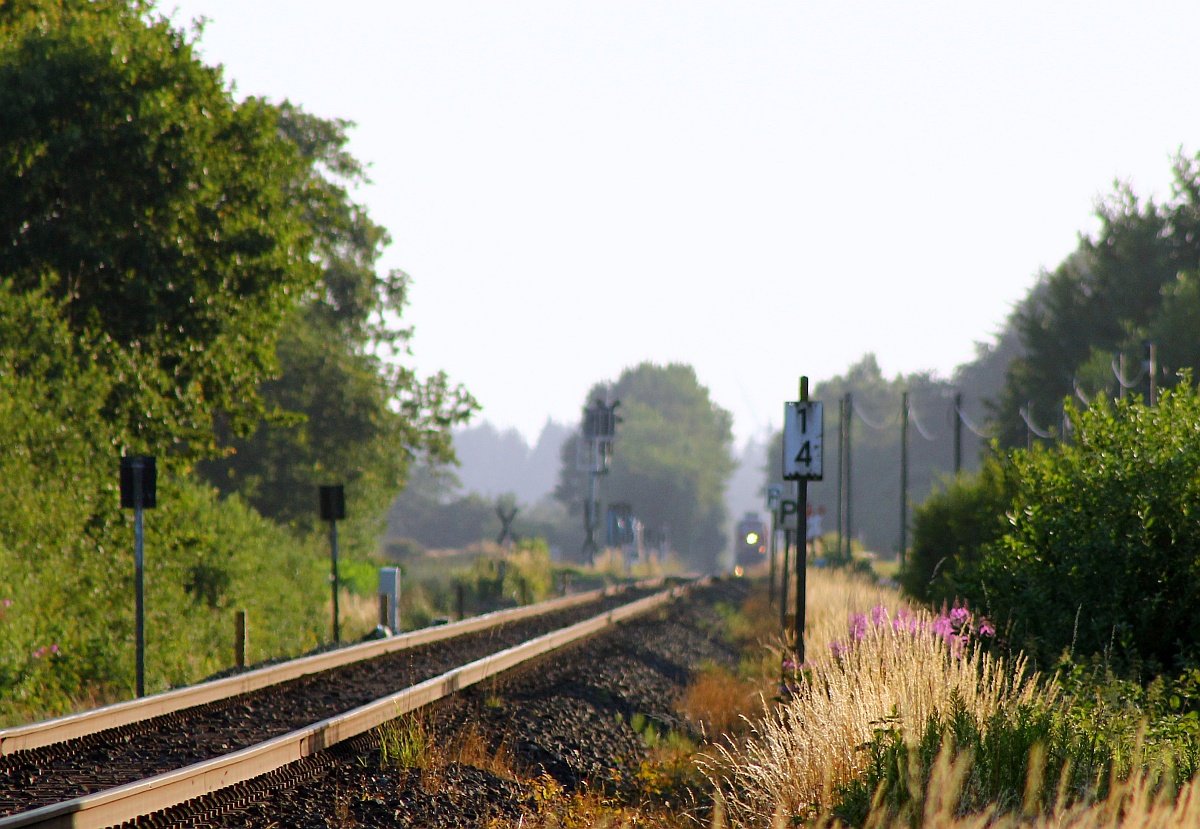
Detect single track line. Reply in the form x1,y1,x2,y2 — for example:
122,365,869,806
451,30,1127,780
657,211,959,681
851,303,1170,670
0,579,663,757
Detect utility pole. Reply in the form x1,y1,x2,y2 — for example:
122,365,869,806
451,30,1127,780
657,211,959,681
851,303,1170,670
899,391,909,566
779,528,791,631
953,391,963,475
1147,341,1158,406
844,392,853,562
835,395,844,565
766,485,782,607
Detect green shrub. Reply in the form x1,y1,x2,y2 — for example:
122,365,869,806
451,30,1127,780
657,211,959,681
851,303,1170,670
973,382,1200,670
902,460,1015,605
0,284,328,724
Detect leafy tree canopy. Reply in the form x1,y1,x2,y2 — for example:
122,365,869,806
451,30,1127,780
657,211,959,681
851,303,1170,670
0,0,316,454
0,0,477,537
196,106,477,533
992,157,1200,447
555,362,735,571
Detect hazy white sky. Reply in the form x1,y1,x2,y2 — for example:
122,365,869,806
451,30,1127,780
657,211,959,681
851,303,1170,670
166,1,1200,444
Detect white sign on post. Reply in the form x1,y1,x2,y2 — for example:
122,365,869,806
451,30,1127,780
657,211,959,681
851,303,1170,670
783,401,823,480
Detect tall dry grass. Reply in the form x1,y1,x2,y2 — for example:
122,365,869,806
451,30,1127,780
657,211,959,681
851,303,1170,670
805,748,1200,829
710,567,1049,826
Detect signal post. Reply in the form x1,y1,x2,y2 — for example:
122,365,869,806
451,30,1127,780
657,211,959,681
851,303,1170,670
782,377,823,666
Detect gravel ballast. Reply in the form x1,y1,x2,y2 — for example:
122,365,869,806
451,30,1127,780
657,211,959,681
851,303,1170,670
157,577,750,828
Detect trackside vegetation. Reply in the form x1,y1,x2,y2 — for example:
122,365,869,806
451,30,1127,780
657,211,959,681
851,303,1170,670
909,380,1200,673
0,0,474,725
699,383,1200,827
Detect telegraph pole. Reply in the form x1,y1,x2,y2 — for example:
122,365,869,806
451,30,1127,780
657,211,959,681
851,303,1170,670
779,528,791,631
835,395,844,565
843,392,853,562
766,485,782,607
953,392,963,475
899,391,909,566
1147,341,1158,406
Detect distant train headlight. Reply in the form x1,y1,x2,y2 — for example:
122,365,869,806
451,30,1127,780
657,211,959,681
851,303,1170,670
745,532,759,545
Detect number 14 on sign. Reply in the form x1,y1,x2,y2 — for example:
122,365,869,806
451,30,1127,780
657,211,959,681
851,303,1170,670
783,401,823,480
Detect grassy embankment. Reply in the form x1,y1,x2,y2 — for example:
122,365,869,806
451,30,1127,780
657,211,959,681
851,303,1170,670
3,532,672,729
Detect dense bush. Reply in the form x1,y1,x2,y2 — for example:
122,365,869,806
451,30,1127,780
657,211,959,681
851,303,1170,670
902,460,1015,605
962,383,1200,670
0,286,327,724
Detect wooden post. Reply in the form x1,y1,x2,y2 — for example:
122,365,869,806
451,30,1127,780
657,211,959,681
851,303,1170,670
780,528,791,632
844,392,853,562
1149,342,1158,406
767,510,777,607
900,391,909,566
953,392,963,475
378,594,389,629
235,610,247,669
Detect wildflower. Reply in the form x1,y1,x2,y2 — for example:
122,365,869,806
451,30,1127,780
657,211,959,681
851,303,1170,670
849,613,868,641
931,616,953,639
949,606,970,627
978,620,996,637
871,605,888,626
32,647,45,659
1,599,11,608
830,640,846,659
50,644,60,655
781,659,797,672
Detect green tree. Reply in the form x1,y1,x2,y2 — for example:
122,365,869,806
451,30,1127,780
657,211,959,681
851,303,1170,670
992,161,1200,448
555,363,736,571
0,0,317,455
195,105,477,539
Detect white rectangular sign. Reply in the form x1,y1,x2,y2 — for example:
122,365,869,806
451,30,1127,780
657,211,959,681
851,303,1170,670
783,401,823,480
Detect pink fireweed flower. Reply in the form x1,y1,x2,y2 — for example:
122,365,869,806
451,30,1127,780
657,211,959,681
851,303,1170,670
830,640,847,659
978,620,996,637
950,606,970,627
850,613,868,641
871,605,889,626
932,616,954,639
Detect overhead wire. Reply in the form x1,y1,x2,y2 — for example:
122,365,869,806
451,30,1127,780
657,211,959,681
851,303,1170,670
1112,357,1145,389
907,404,939,441
851,398,896,431
1019,404,1055,439
954,399,998,439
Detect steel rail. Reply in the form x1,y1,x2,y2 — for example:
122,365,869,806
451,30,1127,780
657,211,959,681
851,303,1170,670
0,580,691,829
0,578,665,756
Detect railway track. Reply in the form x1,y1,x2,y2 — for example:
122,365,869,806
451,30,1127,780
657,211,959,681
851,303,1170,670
0,579,694,829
